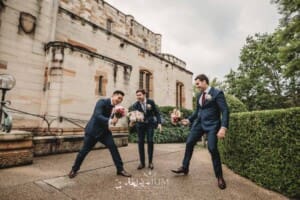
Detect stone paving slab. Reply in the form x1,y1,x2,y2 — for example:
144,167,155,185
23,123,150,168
0,143,288,200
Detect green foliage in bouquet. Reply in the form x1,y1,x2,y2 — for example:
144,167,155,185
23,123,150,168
218,107,300,198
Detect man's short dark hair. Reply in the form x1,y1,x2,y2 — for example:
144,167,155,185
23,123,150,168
113,90,125,96
136,89,146,95
194,74,209,85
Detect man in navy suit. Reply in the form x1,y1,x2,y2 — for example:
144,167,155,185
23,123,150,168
132,89,162,170
171,74,229,190
69,90,131,178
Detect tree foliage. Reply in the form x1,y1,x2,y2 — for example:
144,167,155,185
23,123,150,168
222,0,300,110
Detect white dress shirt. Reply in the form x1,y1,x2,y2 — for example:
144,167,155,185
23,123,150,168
199,86,211,106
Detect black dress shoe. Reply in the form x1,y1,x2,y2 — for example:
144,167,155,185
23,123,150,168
171,166,189,175
137,164,145,170
148,163,154,170
217,177,226,190
68,170,77,179
117,170,132,177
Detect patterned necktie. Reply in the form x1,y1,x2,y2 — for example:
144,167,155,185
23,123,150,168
201,92,206,106
141,102,146,112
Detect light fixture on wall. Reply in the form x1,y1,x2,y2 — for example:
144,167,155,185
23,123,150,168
0,74,16,94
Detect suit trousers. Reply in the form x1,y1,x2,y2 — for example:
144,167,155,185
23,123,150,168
182,123,223,178
137,124,155,165
72,132,124,172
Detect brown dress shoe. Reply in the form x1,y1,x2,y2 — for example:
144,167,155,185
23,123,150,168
68,170,77,179
117,170,132,177
217,177,226,190
137,164,145,170
171,166,189,175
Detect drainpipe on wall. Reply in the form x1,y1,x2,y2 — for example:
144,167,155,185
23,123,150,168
49,0,58,41
40,0,62,132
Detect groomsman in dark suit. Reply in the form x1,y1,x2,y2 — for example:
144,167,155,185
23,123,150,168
132,89,162,170
68,90,131,178
172,74,229,190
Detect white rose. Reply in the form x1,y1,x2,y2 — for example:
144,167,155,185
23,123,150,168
146,104,152,110
205,94,212,101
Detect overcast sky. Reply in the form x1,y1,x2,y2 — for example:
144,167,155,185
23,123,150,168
108,0,281,80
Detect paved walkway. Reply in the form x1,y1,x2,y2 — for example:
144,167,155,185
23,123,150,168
0,143,287,200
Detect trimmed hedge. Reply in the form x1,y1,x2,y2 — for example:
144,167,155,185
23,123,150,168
129,126,190,144
219,107,300,198
225,94,248,113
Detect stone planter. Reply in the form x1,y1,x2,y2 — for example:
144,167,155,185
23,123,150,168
0,131,33,168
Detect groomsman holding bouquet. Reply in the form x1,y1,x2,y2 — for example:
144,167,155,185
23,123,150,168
68,90,132,178
132,89,162,170
172,74,229,190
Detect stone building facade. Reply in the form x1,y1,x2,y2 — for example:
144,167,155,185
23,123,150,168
0,0,193,156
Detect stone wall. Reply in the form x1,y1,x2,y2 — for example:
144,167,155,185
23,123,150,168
0,0,56,129
51,7,193,124
33,127,128,156
0,131,33,168
59,0,162,54
0,0,193,158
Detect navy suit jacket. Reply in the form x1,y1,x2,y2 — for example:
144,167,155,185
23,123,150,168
188,87,229,132
132,99,161,127
85,98,114,137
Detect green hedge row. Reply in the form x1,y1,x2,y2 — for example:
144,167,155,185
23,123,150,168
219,107,300,198
225,94,248,113
129,126,190,144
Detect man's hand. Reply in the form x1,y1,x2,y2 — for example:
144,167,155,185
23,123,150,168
158,124,162,133
181,119,190,126
129,121,135,127
111,116,118,126
217,127,227,139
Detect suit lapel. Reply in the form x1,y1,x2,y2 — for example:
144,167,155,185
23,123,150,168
107,99,114,116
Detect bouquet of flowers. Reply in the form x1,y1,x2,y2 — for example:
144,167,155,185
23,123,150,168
170,108,182,125
127,110,144,127
113,106,126,119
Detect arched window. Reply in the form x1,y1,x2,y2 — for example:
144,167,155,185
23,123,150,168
139,70,153,98
176,81,185,108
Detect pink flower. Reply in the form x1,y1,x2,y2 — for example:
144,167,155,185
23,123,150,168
170,109,182,125
114,106,126,119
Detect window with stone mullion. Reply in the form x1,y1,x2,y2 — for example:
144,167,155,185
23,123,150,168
139,71,144,89
145,73,150,98
176,82,184,108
